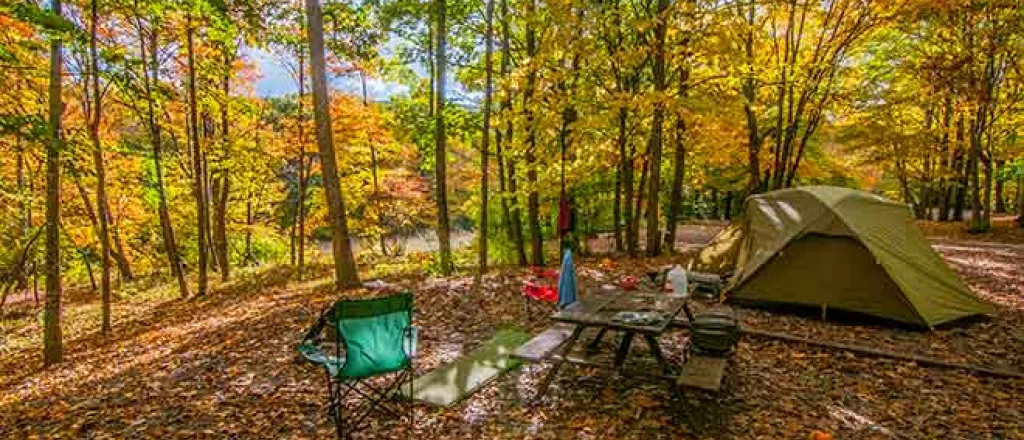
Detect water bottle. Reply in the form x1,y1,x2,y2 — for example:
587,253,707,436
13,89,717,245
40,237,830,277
668,265,689,298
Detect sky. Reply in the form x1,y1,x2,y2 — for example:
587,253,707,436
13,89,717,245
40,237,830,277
250,47,409,100
249,46,479,105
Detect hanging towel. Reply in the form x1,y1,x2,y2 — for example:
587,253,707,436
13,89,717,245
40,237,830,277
558,250,578,309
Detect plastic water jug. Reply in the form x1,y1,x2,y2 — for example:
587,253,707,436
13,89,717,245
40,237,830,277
668,265,688,297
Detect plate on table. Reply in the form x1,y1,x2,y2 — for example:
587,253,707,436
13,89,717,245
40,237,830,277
611,311,664,325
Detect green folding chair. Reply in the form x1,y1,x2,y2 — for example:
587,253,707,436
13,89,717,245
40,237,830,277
297,292,417,439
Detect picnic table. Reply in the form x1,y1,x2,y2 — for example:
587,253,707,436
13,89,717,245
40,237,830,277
522,289,691,400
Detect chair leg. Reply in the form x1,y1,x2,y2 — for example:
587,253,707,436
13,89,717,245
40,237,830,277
335,401,346,440
327,379,345,440
407,365,414,440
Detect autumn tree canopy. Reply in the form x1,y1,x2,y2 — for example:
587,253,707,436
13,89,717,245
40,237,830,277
0,0,1021,362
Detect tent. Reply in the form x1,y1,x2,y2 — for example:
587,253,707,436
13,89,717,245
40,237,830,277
697,186,994,328
691,224,744,275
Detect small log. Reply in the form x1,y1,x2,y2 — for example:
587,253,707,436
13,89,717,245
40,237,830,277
742,327,1024,380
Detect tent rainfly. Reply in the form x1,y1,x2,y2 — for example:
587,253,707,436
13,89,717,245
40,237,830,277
694,186,994,328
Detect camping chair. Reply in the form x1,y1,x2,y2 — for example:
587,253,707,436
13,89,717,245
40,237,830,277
297,293,417,440
522,267,559,323
521,251,579,323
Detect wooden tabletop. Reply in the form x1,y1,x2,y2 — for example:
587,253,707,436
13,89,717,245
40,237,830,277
551,289,689,334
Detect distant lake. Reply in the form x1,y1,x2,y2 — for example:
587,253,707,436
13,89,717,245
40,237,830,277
317,229,475,256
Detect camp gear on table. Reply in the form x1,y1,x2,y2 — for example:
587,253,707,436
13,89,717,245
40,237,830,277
619,276,639,290
297,292,416,440
612,311,665,326
688,271,723,300
694,185,994,328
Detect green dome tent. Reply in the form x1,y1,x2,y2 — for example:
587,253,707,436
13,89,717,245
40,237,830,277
697,186,994,328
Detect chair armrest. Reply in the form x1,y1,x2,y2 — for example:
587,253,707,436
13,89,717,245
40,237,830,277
403,326,419,359
298,342,347,378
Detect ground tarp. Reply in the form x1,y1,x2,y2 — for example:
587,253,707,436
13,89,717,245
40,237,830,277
401,329,530,407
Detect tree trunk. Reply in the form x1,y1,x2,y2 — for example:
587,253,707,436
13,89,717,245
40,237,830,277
107,214,133,281
212,175,229,281
213,52,232,282
360,72,388,257
953,117,966,222
920,153,933,220
478,0,494,275
495,128,510,244
741,2,761,194
967,115,986,231
524,0,542,266
203,129,217,275
499,0,526,266
86,0,113,334
618,109,636,255
428,25,434,118
296,47,307,278
433,0,454,274
994,160,1006,214
1016,172,1024,227
613,168,622,252
556,106,577,247
664,67,689,253
507,163,527,265
724,191,734,219
306,0,360,287
711,188,721,219
633,156,648,249
917,108,935,219
141,27,187,298
186,18,209,295
643,0,669,257
68,163,133,284
44,0,64,366
16,136,30,292
245,188,254,264
895,157,914,208
937,97,953,221
982,154,992,226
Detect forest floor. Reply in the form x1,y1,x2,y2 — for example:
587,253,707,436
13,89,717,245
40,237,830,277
1,218,1022,439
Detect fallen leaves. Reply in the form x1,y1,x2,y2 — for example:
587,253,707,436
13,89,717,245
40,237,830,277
0,223,1021,438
